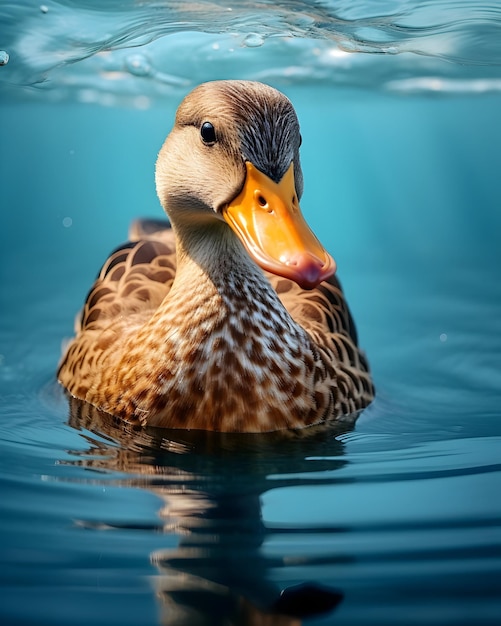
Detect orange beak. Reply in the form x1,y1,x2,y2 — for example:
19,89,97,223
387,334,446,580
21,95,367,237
222,161,336,289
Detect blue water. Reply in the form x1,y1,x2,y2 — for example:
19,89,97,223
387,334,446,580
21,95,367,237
2,2,501,625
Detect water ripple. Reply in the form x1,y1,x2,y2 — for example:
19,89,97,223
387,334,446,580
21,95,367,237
1,0,501,104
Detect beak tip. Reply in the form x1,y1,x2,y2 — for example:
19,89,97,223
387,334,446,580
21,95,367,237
288,252,336,290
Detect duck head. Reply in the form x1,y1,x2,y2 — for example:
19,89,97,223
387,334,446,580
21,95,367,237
155,80,336,289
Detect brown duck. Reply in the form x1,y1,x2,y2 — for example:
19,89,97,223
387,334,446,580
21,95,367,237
58,80,374,432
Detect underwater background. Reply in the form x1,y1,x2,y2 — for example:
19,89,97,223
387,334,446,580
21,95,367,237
1,1,501,624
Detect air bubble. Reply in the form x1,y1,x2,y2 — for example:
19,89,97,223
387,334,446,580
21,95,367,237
439,333,448,342
0,51,9,66
62,217,73,228
125,54,152,77
243,33,265,48
40,4,49,13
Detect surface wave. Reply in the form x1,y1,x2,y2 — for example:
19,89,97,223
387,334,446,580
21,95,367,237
1,0,501,104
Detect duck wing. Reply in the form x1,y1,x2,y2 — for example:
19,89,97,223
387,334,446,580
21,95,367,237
271,273,357,344
76,219,176,335
270,272,373,408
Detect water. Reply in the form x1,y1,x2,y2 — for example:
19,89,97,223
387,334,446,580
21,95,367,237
1,1,501,624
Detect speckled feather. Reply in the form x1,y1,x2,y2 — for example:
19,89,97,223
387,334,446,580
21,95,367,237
58,219,372,431
58,81,374,432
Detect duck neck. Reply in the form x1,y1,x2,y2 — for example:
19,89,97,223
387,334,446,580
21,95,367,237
150,215,313,367
168,218,283,315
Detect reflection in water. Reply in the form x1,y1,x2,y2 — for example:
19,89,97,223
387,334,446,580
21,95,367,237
66,399,347,625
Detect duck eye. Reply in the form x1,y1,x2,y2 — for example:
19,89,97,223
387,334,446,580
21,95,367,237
200,122,216,144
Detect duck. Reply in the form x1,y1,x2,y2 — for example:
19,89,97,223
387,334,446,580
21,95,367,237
58,80,374,432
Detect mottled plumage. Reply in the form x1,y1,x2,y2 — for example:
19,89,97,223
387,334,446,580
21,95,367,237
58,81,373,432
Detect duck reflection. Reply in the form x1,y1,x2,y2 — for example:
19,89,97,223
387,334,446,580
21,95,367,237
67,398,348,625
